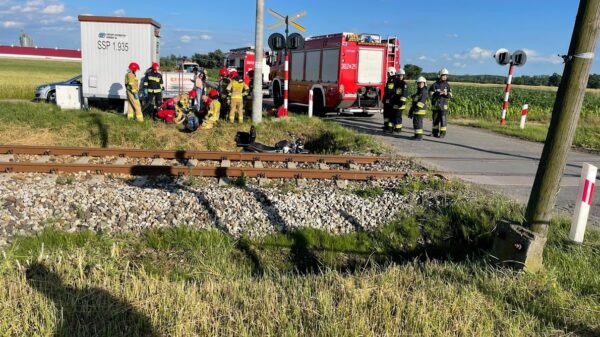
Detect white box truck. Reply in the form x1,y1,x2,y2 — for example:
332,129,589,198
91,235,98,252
78,15,160,108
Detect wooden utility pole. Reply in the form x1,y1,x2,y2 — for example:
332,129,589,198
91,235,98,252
526,0,600,235
252,0,264,123
493,0,599,272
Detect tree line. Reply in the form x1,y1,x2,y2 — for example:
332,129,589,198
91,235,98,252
404,64,600,89
160,50,226,71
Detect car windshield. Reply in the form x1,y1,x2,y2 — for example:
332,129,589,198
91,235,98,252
68,75,82,84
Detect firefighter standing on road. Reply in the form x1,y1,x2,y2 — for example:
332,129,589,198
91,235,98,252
409,76,428,140
125,62,143,122
226,75,249,123
383,67,397,132
391,68,409,133
429,68,453,138
144,62,164,115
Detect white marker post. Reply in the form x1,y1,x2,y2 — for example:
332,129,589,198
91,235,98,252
570,163,597,243
308,89,313,118
519,104,529,129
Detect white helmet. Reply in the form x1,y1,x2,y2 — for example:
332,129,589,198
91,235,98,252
438,68,449,77
416,76,427,84
387,67,396,76
397,68,406,75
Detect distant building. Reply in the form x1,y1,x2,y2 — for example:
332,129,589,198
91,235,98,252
19,32,33,47
0,45,81,61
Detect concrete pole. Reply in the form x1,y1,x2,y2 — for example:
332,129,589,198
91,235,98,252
251,0,264,123
525,0,600,237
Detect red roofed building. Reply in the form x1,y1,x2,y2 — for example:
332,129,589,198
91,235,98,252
0,45,81,61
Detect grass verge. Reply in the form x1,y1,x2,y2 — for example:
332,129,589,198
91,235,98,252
0,101,388,154
1,179,599,336
453,118,600,152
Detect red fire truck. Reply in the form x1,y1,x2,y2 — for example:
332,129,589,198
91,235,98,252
225,47,270,95
268,33,399,115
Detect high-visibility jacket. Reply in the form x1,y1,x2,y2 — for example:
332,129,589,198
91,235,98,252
411,87,429,115
383,75,397,106
205,99,221,123
125,71,139,94
226,80,249,100
393,78,409,109
429,80,453,110
144,70,164,93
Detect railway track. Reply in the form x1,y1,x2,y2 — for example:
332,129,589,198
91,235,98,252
0,145,427,181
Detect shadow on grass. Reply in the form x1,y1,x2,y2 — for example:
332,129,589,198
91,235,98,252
90,113,109,148
26,262,159,337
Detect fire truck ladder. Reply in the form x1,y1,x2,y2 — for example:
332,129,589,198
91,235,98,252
385,36,398,70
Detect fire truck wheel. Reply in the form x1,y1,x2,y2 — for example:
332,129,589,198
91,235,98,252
313,91,325,117
273,82,283,107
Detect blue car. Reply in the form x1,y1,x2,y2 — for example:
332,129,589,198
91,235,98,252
35,75,82,103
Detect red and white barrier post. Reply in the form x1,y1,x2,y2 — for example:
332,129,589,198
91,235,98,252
283,52,289,116
519,104,529,129
500,62,515,125
308,89,313,118
570,163,597,243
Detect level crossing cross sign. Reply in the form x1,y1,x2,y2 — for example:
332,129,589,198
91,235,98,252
268,9,307,34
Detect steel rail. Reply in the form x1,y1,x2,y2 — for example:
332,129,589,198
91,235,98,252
0,162,425,180
0,145,389,164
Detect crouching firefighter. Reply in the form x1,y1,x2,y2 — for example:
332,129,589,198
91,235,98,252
409,77,428,140
391,68,409,133
200,89,222,130
383,67,397,132
429,68,452,138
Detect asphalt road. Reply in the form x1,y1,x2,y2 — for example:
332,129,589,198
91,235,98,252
323,112,600,228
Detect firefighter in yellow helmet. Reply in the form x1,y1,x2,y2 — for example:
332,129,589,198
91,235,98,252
125,62,143,122
200,89,222,130
226,73,249,123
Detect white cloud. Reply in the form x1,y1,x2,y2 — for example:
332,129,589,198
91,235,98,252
468,47,492,60
21,5,38,12
520,48,563,65
61,15,75,22
200,34,212,40
446,33,459,38
26,0,45,6
42,3,64,14
113,9,125,17
417,55,436,62
180,35,192,43
453,62,467,68
2,20,23,28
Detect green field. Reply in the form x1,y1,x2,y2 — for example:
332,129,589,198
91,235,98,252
2,178,599,336
0,58,81,100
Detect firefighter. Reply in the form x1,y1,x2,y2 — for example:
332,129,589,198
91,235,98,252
125,62,143,122
382,67,397,132
143,62,164,116
200,89,222,130
391,68,409,133
218,67,231,118
226,74,249,123
173,90,196,124
409,77,428,140
429,68,453,138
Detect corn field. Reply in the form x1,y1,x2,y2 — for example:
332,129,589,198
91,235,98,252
408,83,600,122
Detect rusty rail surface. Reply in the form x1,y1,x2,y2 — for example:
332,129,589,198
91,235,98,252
0,162,424,180
0,145,390,164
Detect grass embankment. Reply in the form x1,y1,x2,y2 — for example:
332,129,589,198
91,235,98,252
1,178,599,336
0,58,81,100
0,101,387,154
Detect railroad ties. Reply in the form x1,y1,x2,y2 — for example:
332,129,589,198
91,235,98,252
0,145,428,181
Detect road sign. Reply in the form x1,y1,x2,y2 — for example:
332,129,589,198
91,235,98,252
494,48,511,66
512,50,528,67
268,8,307,34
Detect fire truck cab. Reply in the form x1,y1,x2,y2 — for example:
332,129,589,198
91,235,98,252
225,47,271,95
269,33,400,115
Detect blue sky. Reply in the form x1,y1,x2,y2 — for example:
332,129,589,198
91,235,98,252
1,0,598,75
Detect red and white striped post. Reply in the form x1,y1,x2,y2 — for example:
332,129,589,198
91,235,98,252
570,163,597,243
500,62,515,125
308,89,313,118
519,104,529,129
283,52,289,116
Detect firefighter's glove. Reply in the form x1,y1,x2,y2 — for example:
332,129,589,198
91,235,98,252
134,93,139,100
144,89,148,96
